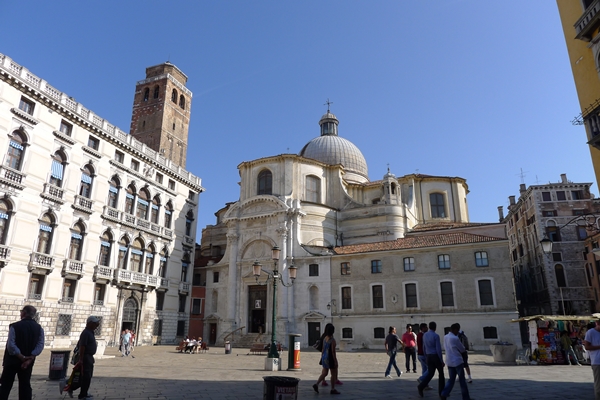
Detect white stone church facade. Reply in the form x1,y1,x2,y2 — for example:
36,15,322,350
200,111,521,350
0,54,203,348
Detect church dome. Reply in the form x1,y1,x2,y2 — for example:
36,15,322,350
299,111,369,183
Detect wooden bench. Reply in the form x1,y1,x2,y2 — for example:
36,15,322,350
248,343,265,355
247,343,284,355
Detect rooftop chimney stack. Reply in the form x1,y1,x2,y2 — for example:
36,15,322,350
561,173,568,184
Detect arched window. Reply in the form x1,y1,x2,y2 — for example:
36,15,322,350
125,185,136,214
0,200,12,245
151,196,161,224
99,231,112,267
143,88,149,102
130,238,144,273
79,165,94,198
164,202,173,229
555,264,567,287
179,95,185,109
145,244,155,275
137,189,150,220
257,170,272,195
171,89,178,103
153,85,160,99
108,177,120,209
185,210,194,236
158,248,168,278
69,222,85,261
49,151,66,187
6,131,26,171
36,213,54,254
118,237,129,269
305,175,321,203
430,193,446,218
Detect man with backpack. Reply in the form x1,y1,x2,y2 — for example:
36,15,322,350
458,330,472,383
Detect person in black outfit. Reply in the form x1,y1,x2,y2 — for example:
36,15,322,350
74,316,99,400
0,305,45,400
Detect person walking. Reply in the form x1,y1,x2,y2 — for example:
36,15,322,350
313,323,340,395
416,323,432,390
561,330,581,366
73,316,100,400
417,321,445,398
584,319,600,399
0,305,44,400
402,324,417,373
417,323,428,380
458,329,473,382
384,326,403,378
121,329,131,357
440,323,472,400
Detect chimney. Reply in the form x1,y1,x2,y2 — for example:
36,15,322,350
519,184,526,194
497,206,504,222
561,173,568,184
509,195,516,206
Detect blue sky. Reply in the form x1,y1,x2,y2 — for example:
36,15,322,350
2,1,593,233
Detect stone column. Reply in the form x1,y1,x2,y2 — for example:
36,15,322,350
276,223,288,334
226,232,239,330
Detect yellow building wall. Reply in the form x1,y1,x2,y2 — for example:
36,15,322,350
557,0,600,184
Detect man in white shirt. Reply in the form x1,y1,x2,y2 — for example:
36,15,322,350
440,323,471,400
121,329,132,357
584,320,600,399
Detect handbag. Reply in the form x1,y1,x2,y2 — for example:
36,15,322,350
63,367,81,392
313,339,323,352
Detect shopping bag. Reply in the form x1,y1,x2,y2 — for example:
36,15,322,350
63,367,81,392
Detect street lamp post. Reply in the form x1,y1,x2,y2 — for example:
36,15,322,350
253,246,296,360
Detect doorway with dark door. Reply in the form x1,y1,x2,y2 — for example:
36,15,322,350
248,285,267,333
308,322,321,346
209,323,217,345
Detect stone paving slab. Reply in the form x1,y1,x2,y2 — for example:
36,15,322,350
0,345,595,399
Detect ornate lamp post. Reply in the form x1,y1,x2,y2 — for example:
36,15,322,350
253,246,296,359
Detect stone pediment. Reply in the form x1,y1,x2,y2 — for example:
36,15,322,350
204,313,220,321
302,311,327,321
224,196,288,221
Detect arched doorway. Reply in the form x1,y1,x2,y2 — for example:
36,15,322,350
122,297,138,333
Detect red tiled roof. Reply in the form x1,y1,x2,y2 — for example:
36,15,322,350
333,232,505,255
409,222,495,232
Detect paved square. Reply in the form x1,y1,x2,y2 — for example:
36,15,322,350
1,345,595,399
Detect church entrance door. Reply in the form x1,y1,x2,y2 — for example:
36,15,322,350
248,285,267,333
308,322,321,346
121,297,138,333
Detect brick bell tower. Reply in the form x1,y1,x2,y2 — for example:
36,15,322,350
129,62,192,168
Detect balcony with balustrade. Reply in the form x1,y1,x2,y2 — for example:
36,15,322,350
157,277,169,291
183,235,195,246
62,259,84,279
575,0,600,41
179,281,191,294
41,183,65,204
0,244,11,267
93,265,114,283
102,206,171,240
0,165,25,190
28,252,54,274
73,195,93,214
114,268,165,290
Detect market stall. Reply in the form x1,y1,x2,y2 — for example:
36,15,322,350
511,315,594,365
